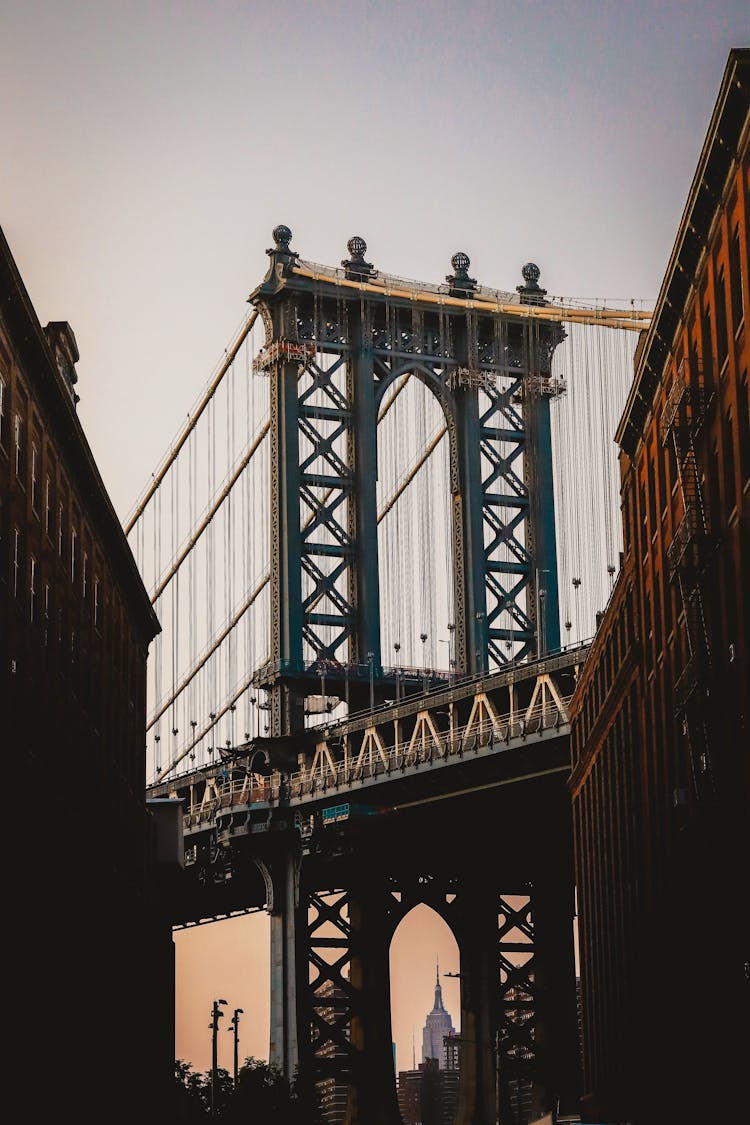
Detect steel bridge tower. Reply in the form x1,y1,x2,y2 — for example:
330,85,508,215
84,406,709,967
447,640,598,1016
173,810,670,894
251,226,563,739
230,228,579,1125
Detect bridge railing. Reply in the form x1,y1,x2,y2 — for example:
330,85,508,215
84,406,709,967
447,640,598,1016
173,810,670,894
180,692,572,825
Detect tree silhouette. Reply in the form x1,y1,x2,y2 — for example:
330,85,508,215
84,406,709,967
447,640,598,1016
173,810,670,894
172,1056,323,1121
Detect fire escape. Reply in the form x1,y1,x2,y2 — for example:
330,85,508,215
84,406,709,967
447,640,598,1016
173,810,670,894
660,357,715,799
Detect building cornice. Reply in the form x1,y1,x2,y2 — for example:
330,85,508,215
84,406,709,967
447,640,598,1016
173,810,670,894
0,225,160,642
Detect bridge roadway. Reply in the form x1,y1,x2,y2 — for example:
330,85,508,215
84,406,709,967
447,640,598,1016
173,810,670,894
151,644,588,934
149,644,588,888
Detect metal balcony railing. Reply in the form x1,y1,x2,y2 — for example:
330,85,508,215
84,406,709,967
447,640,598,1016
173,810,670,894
660,357,712,446
660,373,687,445
674,654,700,713
666,503,701,575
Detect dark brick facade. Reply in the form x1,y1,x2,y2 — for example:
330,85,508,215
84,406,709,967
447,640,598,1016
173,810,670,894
1,226,163,1124
570,49,749,1124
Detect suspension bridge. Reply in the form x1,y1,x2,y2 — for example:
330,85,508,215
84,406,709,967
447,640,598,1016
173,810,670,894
136,227,650,1124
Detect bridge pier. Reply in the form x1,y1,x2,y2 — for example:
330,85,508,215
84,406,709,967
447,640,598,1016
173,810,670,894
267,837,306,1079
347,876,402,1125
530,844,581,1118
454,885,499,1125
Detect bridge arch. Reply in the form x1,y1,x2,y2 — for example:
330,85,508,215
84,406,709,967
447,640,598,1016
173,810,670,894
377,372,456,676
389,902,461,1091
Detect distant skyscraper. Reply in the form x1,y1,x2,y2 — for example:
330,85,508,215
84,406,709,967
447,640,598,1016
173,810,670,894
422,963,456,1069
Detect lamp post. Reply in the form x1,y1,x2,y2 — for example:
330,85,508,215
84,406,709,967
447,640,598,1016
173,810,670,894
228,1007,244,1088
209,998,227,1115
420,632,428,693
367,651,374,712
394,642,401,703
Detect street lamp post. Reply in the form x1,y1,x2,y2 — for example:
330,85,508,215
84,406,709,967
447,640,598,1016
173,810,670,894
209,998,227,1116
420,632,428,692
394,642,401,703
228,1007,244,1088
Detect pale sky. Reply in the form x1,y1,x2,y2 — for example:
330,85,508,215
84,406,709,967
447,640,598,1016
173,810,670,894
3,0,748,1081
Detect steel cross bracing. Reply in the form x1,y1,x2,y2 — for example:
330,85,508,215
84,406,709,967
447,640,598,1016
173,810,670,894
249,229,566,735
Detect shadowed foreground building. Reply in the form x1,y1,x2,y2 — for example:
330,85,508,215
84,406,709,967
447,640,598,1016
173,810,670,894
569,49,749,1124
0,227,170,1123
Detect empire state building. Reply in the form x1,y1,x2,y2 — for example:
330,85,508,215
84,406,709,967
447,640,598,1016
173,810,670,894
421,964,456,1068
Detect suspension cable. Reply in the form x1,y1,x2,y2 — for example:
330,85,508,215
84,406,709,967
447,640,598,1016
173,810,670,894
378,425,447,523
125,309,259,534
150,421,270,604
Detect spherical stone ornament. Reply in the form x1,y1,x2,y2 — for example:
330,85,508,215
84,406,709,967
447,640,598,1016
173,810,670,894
451,251,471,273
522,262,541,287
272,225,293,249
347,236,368,259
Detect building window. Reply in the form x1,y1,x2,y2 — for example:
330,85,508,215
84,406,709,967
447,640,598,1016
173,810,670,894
14,412,23,477
701,304,714,390
724,410,736,512
31,444,39,513
82,551,88,599
44,583,50,646
30,556,36,623
71,528,77,582
648,457,657,536
729,224,745,331
739,373,749,485
13,528,20,597
58,503,64,556
94,577,100,627
716,268,728,369
45,476,51,536
0,374,6,448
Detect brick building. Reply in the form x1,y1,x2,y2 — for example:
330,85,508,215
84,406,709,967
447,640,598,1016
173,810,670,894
569,50,749,1123
0,227,165,1123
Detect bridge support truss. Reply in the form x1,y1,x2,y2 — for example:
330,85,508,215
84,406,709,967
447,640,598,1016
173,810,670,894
250,229,564,734
262,848,578,1125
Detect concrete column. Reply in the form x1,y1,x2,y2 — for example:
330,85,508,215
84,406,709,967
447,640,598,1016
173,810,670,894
531,838,581,1119
455,887,498,1125
346,880,401,1125
268,839,306,1079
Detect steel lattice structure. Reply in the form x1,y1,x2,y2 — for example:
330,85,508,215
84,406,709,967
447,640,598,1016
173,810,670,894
250,228,564,737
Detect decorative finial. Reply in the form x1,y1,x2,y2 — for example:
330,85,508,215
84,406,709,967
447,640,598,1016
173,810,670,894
517,262,547,304
347,235,367,261
342,235,375,279
446,251,477,295
451,252,470,275
263,224,299,281
272,224,292,250
521,262,541,288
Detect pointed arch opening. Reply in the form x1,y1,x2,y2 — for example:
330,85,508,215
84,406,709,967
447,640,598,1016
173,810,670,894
389,903,461,1122
377,372,456,682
